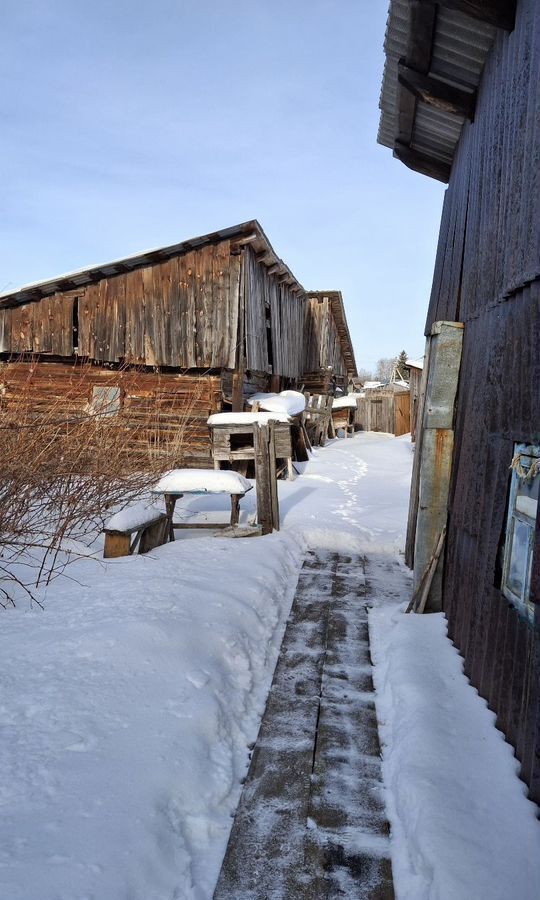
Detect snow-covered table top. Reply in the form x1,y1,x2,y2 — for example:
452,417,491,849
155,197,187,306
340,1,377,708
207,411,291,426
152,469,252,495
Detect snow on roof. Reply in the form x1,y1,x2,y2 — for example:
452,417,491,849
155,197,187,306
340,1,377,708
406,358,424,370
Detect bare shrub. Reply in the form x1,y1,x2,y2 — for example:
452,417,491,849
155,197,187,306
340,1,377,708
0,358,206,606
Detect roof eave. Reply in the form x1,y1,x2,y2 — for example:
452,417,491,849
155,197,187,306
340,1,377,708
0,219,305,309
377,0,512,181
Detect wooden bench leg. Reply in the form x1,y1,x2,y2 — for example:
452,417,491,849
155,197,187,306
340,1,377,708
230,494,241,527
164,495,178,541
104,532,131,559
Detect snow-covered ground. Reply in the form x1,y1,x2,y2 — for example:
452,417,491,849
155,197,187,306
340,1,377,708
1,433,539,900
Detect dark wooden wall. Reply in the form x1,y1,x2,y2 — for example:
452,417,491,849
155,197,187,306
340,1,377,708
303,297,348,379
424,0,540,803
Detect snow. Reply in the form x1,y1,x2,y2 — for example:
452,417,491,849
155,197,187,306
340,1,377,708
207,411,291,425
246,390,306,415
152,469,252,495
332,394,360,409
363,380,383,389
370,607,540,900
105,501,164,532
1,433,539,900
406,357,424,370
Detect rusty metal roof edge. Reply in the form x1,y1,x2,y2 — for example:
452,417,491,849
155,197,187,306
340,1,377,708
0,219,306,308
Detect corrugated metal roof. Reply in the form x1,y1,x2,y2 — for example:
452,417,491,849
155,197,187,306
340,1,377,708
378,1,496,178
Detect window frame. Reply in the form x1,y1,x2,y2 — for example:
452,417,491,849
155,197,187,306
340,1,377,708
501,442,539,621
90,385,122,418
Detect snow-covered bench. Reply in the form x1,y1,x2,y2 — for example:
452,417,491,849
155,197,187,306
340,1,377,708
152,469,253,540
103,502,169,558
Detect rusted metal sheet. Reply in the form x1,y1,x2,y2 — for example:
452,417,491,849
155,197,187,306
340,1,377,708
412,322,464,612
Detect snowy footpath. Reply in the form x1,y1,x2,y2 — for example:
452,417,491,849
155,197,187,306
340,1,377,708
1,433,539,900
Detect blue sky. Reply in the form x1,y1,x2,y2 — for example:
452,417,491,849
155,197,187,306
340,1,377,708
0,0,445,372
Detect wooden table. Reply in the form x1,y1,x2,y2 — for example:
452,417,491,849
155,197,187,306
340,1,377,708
151,488,251,541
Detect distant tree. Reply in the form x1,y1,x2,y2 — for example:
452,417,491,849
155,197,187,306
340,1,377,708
396,350,410,382
374,357,395,383
356,367,373,384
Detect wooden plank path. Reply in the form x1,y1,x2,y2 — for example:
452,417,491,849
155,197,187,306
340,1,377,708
214,551,395,899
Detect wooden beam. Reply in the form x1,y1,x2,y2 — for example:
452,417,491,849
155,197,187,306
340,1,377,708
420,0,515,31
393,141,451,183
398,61,476,120
396,1,437,146
408,0,437,72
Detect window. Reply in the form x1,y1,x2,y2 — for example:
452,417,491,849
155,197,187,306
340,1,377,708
90,385,121,418
501,443,539,620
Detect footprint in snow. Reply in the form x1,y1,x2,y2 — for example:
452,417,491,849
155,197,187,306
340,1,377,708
65,734,98,753
186,669,210,689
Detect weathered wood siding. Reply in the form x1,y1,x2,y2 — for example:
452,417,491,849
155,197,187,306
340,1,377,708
2,292,76,357
243,246,305,378
303,297,347,378
0,360,222,466
1,242,307,381
1,242,242,369
423,0,540,803
409,367,422,442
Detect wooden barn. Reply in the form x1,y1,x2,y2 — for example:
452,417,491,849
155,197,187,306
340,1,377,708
379,0,540,804
0,221,310,466
302,291,357,394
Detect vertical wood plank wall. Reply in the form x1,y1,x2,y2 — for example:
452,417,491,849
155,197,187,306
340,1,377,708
423,0,540,802
242,246,305,379
302,297,348,378
0,241,305,378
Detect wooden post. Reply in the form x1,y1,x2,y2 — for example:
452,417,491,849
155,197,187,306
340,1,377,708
254,422,280,535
